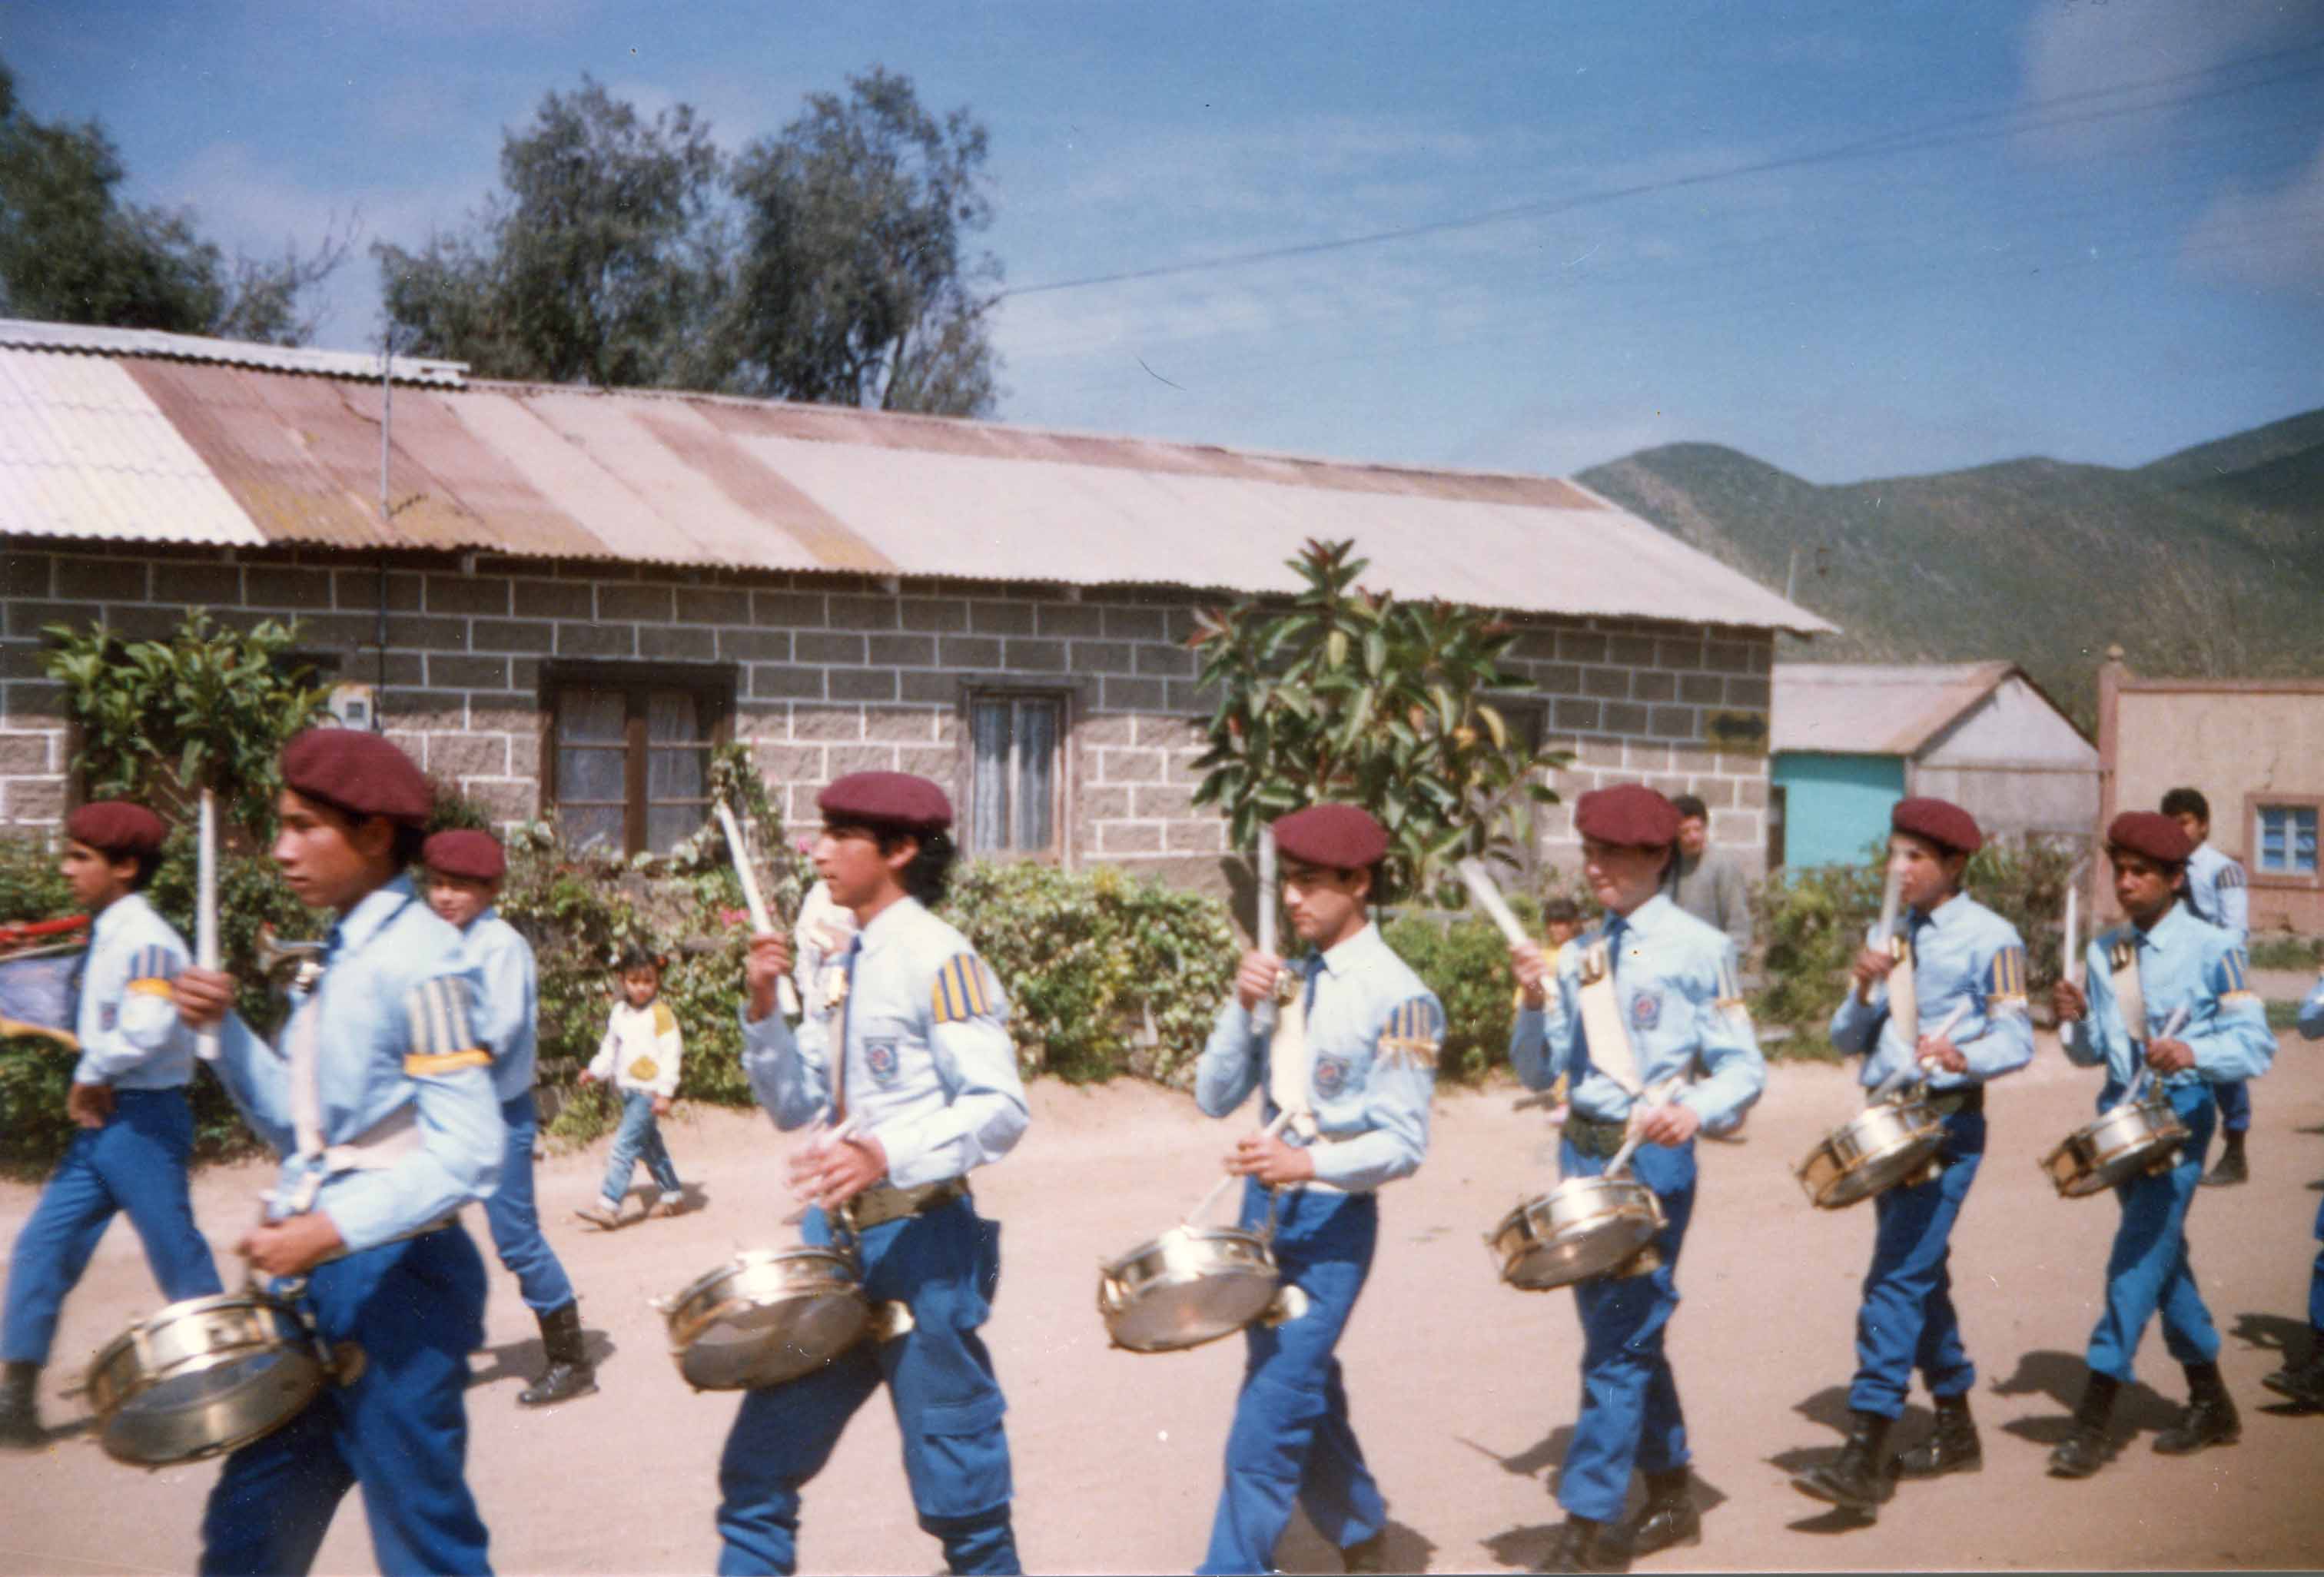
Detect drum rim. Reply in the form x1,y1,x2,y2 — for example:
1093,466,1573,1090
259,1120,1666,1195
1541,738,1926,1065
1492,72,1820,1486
671,1293,874,1390
1103,1224,1275,1281
91,1334,325,1466
668,1246,861,1311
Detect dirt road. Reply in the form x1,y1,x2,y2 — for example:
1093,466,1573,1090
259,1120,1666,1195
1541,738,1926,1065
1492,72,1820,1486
5,1034,2320,1574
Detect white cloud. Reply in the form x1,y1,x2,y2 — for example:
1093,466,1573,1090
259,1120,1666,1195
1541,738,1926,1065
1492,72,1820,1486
2014,0,2324,160
2182,141,2324,289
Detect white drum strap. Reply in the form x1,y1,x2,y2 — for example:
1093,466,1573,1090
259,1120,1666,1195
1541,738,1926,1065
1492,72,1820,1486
283,991,426,1214
1267,966,1317,1140
1884,931,1919,1062
2108,938,2146,1051
1575,941,1642,1097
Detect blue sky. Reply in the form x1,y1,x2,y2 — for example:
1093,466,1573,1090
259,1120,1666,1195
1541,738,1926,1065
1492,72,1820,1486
5,0,2320,483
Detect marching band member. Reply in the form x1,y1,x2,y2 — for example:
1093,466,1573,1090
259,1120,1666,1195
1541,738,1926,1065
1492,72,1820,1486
422,828,595,1406
1792,798,2032,1516
2160,789,2257,1187
2046,811,2273,1479
1,802,221,1449
1509,784,1764,1573
175,732,503,1576
2259,966,2324,1410
732,772,1028,1576
1192,803,1440,1577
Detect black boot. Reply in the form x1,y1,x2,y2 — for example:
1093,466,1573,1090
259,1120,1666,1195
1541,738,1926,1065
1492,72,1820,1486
1627,1468,1701,1558
1791,1409,1897,1515
2201,1133,2248,1187
518,1302,597,1407
0,1362,40,1449
1894,1393,1981,1477
2154,1360,2240,1455
1536,1514,1630,1574
2262,1335,2324,1409
2047,1371,2120,1478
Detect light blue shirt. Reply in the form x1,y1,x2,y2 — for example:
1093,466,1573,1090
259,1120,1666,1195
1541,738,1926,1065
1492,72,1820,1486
741,895,1028,1190
2067,901,2273,1091
210,875,504,1250
1829,891,2034,1090
461,908,539,1104
2298,972,2323,1041
1197,921,1439,1194
1510,893,1765,1128
70,892,197,1091
2183,842,2249,946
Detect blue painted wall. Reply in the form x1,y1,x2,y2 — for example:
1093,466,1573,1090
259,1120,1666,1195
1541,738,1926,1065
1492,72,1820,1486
1773,752,1905,869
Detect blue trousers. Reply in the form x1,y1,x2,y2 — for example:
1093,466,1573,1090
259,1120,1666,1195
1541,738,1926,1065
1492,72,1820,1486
200,1227,492,1576
2309,1195,2324,1333
2215,1078,2250,1135
1197,1184,1386,1576
2,1087,221,1365
482,1091,576,1313
599,1090,682,1204
1558,1138,1697,1526
716,1197,1017,1575
2086,1082,2220,1382
1849,1107,1984,1416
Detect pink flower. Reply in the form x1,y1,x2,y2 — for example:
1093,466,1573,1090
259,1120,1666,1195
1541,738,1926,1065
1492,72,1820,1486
719,907,748,927
794,837,812,855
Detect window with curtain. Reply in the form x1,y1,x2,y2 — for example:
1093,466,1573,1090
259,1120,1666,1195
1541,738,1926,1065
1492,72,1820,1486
968,692,1062,857
549,674,729,855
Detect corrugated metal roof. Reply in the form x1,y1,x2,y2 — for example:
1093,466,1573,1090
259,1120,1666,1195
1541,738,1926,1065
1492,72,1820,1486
1774,662,2017,755
0,317,465,387
0,324,1835,634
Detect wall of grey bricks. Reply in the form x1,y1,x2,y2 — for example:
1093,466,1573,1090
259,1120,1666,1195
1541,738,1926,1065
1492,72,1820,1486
0,543,1775,893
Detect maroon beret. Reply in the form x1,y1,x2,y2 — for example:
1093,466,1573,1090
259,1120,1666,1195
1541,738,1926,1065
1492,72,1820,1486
280,729,433,827
2107,811,2194,865
1891,796,1982,855
818,772,953,832
1272,804,1388,870
1574,784,1681,848
422,829,506,881
65,801,167,858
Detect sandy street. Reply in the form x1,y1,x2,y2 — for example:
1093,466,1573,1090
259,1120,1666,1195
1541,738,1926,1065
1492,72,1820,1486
4,1032,2321,1575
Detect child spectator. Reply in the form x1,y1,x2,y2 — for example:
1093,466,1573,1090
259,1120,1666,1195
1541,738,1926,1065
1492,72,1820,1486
575,948,687,1228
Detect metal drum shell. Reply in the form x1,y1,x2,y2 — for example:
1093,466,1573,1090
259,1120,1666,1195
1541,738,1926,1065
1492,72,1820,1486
1097,1225,1280,1353
1795,1098,1948,1210
1490,1176,1665,1291
661,1247,871,1392
2040,1096,2190,1199
85,1291,324,1467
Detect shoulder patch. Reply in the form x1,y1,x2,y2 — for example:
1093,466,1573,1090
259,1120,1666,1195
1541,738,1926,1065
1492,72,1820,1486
1377,995,1444,1069
2218,863,2245,889
652,1001,678,1036
1985,945,2028,1004
403,976,487,1071
1714,955,1745,1009
2213,947,2252,998
931,953,996,1025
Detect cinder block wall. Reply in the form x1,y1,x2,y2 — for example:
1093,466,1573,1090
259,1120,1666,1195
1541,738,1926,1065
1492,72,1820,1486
1,543,1776,894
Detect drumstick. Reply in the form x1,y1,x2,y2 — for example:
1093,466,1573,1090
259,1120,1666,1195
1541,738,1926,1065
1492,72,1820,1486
196,788,220,1063
1456,859,1533,949
2060,883,2080,1052
1869,1001,1972,1104
1859,865,1905,1004
1253,827,1280,1035
2113,1004,2191,1111
717,800,801,1018
779,1115,862,1223
1605,1077,1687,1177
1187,1108,1294,1226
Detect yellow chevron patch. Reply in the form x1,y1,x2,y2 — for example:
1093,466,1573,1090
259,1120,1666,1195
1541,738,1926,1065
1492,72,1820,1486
126,978,175,998
404,1048,491,1076
931,954,994,1024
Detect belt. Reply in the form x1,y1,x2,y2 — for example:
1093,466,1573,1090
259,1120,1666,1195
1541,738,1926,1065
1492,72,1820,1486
845,1177,968,1232
1923,1084,1984,1118
1565,1112,1631,1160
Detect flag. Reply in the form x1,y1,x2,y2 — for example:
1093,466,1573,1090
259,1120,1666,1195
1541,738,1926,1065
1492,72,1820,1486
0,946,81,1049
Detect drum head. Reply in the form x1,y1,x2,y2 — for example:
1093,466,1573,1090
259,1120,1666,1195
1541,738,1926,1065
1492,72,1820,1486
100,1347,324,1466
677,1293,870,1391
1501,1213,1658,1290
1104,1266,1280,1353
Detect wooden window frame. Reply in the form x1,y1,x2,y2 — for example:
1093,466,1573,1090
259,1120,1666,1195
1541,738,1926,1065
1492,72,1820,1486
540,662,735,856
960,686,1072,864
2245,790,2323,891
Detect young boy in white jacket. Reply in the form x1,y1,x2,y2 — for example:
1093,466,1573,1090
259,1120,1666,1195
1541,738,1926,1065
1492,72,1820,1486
576,948,688,1228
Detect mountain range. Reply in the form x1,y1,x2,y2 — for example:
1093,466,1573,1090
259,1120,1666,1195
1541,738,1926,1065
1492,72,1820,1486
1576,407,2324,730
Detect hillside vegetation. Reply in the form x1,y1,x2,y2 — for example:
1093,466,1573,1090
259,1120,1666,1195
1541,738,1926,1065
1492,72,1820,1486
1577,408,2324,729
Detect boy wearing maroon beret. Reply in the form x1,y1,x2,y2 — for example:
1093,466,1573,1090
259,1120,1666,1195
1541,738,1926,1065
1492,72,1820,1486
2,802,221,1449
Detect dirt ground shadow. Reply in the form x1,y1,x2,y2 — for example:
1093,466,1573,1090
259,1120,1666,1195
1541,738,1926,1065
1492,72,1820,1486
1766,1384,1937,1536
1468,1426,1732,1569
470,1322,618,1392
1988,1348,2183,1452
1273,1514,1437,1574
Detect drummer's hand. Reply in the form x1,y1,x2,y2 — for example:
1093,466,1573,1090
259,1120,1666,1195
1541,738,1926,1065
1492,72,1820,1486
1917,1035,1969,1074
652,1094,673,1117
1510,941,1552,1008
1849,948,1895,991
1635,1101,1700,1147
2053,978,2089,1024
1235,951,1283,1014
66,1081,115,1129
238,1212,344,1277
2145,1037,2196,1074
1227,1127,1316,1186
788,1130,888,1209
745,932,795,1023
173,965,237,1031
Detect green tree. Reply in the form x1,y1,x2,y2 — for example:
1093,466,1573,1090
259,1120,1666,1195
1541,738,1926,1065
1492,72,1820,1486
375,75,723,388
717,68,1002,416
1188,539,1569,904
0,60,344,344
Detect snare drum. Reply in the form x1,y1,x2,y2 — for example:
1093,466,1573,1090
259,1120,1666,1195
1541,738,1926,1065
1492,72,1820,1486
2040,1094,2189,1199
85,1289,327,1467
656,1247,870,1391
1795,1097,1947,1210
1098,1225,1281,1353
1489,1175,1665,1291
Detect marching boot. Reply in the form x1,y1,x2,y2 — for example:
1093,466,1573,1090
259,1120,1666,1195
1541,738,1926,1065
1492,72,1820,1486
1536,1514,1631,1574
1894,1393,1982,1478
1791,1409,1897,1515
2262,1337,2324,1409
518,1301,597,1407
0,1362,41,1449
2200,1132,2248,1187
2154,1360,2240,1455
1627,1468,1702,1558
2047,1371,2121,1478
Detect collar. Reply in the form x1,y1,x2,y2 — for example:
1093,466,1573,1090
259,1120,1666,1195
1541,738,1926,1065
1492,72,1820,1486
856,895,925,956
473,904,500,931
2131,899,2190,948
1605,891,1675,936
328,873,420,960
89,891,153,944
1316,920,1385,978
1911,891,1967,931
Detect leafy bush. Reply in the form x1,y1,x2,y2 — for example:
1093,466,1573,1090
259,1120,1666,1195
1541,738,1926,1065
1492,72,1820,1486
1381,894,1540,1083
2249,934,2322,971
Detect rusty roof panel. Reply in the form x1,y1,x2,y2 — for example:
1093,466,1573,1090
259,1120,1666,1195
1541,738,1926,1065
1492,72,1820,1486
353,388,606,559
629,403,896,573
